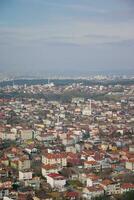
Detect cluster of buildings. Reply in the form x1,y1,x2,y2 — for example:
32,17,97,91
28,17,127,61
0,81,134,200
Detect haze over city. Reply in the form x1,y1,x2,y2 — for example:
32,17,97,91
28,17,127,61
0,0,134,76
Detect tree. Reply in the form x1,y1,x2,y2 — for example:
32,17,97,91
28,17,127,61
26,194,33,200
93,195,110,200
122,190,134,200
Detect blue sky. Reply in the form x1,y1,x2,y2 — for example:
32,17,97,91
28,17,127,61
0,0,134,76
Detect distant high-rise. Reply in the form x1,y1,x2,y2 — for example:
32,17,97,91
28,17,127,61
82,100,92,116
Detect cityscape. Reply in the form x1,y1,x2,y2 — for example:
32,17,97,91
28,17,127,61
0,0,134,200
0,76,134,200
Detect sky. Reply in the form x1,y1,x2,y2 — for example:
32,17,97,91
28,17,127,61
0,0,134,76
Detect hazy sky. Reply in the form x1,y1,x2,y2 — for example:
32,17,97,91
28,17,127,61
0,0,134,76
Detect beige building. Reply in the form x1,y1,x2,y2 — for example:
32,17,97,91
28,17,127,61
18,157,31,170
125,159,134,171
20,129,33,140
42,153,67,167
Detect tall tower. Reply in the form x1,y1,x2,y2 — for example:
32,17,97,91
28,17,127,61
82,100,92,116
89,99,92,115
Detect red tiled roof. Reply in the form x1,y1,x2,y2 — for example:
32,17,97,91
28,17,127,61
87,184,104,192
65,191,79,197
101,179,112,186
128,159,134,163
85,160,97,165
122,183,134,189
45,153,67,159
47,173,65,180
87,174,99,181
42,164,58,170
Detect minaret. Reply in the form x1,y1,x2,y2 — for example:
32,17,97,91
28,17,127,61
13,80,16,89
57,115,60,123
90,99,92,115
